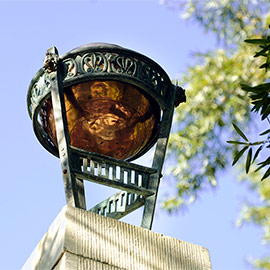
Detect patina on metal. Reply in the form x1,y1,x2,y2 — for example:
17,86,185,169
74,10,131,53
27,43,185,230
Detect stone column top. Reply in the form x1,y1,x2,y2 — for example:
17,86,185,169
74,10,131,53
22,206,211,270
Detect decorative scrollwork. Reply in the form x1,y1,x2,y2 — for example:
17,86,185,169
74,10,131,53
78,52,166,92
82,53,107,73
113,56,137,75
139,64,166,97
29,74,49,115
63,58,77,78
58,46,172,109
80,52,137,76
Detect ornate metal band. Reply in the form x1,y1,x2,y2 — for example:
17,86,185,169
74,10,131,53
61,46,172,110
28,44,173,119
27,68,58,155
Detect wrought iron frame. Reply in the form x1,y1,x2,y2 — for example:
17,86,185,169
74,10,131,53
27,44,185,230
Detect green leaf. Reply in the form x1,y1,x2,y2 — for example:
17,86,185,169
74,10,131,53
255,163,266,172
232,123,248,142
255,157,270,173
255,49,270,59
232,146,249,166
250,93,266,101
246,148,252,173
250,141,265,145
226,140,248,145
259,63,270,70
251,101,263,113
252,145,263,164
267,47,270,63
258,157,270,166
244,38,267,44
260,129,270,136
261,167,270,181
254,44,270,57
261,105,270,120
241,84,255,92
241,83,270,93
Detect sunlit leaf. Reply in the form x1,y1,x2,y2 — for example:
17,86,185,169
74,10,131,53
232,123,248,141
255,158,270,172
250,93,266,101
241,83,256,92
261,167,270,181
260,129,270,136
227,140,248,145
254,45,270,57
262,105,270,120
232,146,249,166
246,148,252,173
255,163,266,172
252,145,263,164
245,38,267,44
260,63,270,70
250,141,264,145
258,157,270,166
241,83,270,93
267,48,270,64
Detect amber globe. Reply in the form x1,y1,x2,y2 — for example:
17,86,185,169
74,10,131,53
40,80,159,160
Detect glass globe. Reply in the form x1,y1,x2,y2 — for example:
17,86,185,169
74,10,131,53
40,80,160,160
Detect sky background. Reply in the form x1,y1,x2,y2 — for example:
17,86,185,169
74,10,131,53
0,1,269,269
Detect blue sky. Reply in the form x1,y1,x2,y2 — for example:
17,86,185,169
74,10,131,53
0,1,268,269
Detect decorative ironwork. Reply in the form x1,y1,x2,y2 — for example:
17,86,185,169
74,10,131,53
29,73,49,116
27,44,173,159
63,58,77,78
43,46,59,73
70,145,155,219
70,146,156,196
61,51,169,108
27,43,186,230
90,191,145,219
28,44,172,118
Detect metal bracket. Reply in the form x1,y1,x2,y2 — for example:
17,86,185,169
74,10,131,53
90,191,145,220
44,47,86,209
141,84,176,230
70,146,156,218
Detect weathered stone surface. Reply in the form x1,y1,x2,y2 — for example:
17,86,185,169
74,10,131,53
22,206,211,270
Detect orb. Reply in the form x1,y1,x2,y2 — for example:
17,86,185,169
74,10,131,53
40,80,160,160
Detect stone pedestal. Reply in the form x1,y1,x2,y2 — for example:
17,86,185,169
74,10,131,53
22,206,211,270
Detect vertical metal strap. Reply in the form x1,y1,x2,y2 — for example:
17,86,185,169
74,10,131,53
105,164,110,178
90,159,95,175
141,86,176,230
46,47,86,209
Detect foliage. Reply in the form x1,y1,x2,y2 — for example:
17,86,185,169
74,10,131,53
228,35,270,268
235,168,270,269
228,36,270,181
163,43,266,209
253,257,270,270
160,0,270,268
160,0,269,44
